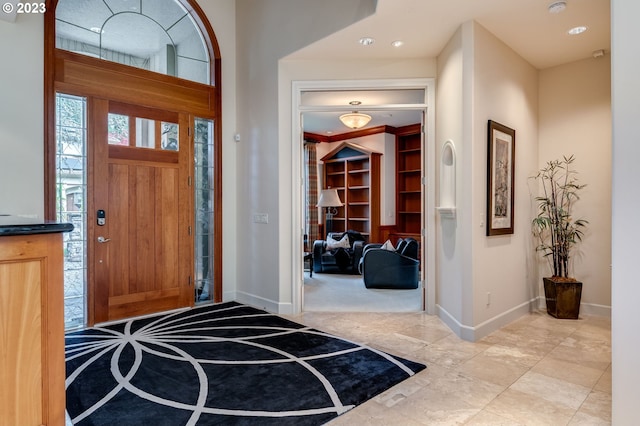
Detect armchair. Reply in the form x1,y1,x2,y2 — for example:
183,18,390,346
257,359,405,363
360,238,420,289
312,231,366,274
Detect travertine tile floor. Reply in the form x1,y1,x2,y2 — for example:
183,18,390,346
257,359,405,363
288,310,611,425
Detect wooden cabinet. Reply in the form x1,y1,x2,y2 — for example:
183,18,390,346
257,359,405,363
321,142,381,242
0,232,66,426
395,124,422,242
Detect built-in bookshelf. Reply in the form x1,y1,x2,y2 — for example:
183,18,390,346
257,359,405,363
321,142,381,242
395,124,422,242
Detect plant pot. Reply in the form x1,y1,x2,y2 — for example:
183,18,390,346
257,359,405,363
543,277,582,319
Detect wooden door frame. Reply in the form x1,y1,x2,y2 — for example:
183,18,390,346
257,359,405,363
43,0,224,325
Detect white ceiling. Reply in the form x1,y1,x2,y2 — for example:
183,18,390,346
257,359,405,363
2,0,609,135
296,0,610,135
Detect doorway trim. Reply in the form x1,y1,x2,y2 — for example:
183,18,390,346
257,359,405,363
290,78,436,315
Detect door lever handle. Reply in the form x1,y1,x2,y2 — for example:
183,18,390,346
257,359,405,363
97,236,111,243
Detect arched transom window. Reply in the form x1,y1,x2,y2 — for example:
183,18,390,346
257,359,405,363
55,0,211,84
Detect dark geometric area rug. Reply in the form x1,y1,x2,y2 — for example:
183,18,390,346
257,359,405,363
65,302,426,425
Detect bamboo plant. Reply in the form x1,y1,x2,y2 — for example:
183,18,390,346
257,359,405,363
531,155,588,279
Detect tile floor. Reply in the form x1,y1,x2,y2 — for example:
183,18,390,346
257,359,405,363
288,310,611,425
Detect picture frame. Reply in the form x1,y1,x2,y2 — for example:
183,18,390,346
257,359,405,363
486,120,515,236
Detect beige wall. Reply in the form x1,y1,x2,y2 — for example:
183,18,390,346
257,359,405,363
471,23,539,335
539,56,612,315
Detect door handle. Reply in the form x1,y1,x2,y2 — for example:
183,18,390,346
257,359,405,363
97,236,111,243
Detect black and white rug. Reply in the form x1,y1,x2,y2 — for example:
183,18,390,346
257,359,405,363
65,302,425,425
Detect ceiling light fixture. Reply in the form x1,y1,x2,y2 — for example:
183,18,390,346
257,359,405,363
547,1,567,14
359,37,375,46
391,40,404,47
567,25,588,35
339,101,372,129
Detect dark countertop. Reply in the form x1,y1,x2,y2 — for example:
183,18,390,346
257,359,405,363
0,215,74,236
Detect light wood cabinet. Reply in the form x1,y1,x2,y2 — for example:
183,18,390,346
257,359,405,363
0,232,66,426
321,142,381,242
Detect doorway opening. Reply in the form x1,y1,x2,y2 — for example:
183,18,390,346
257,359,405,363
291,79,436,316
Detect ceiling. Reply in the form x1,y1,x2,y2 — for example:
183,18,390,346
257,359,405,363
295,0,610,135
2,0,610,135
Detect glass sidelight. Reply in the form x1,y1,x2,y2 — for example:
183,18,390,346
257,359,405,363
55,93,87,329
194,118,215,303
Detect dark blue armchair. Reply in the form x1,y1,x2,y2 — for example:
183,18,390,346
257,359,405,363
359,238,420,289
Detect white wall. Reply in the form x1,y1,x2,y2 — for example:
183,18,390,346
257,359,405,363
539,56,612,316
235,0,378,312
611,0,640,422
0,14,44,218
436,21,539,341
435,25,466,328
198,0,238,301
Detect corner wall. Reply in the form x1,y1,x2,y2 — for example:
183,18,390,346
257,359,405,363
538,56,612,316
436,21,539,341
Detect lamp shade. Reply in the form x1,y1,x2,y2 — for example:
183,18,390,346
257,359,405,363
317,188,343,207
339,112,372,129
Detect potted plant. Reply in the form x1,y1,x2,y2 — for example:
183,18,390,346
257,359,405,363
531,155,588,319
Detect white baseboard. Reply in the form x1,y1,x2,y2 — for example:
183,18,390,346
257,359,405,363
437,299,537,342
233,291,294,315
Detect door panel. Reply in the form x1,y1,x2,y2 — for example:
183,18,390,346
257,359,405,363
92,99,192,323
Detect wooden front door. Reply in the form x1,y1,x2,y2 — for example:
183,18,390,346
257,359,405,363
91,99,192,323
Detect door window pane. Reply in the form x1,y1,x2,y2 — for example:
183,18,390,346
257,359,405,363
161,122,179,151
135,117,156,148
108,113,129,145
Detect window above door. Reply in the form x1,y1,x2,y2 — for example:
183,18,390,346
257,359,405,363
55,0,211,84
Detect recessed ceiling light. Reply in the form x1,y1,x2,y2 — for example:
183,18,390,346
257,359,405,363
567,26,588,35
548,1,567,14
391,40,404,48
359,37,375,46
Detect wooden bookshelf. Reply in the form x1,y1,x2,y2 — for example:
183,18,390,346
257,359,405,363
395,124,422,242
321,142,381,242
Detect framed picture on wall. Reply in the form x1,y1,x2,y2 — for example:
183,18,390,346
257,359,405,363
486,120,515,236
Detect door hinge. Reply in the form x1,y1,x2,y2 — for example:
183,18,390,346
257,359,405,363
422,176,427,185
421,228,426,236
188,226,192,235
188,176,192,186
188,127,191,137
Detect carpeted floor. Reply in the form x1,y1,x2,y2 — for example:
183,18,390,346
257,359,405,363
65,302,425,425
304,273,422,312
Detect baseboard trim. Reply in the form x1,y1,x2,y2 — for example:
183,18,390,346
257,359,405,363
437,298,537,342
234,291,294,315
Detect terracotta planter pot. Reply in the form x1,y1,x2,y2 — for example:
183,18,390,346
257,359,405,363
543,277,582,319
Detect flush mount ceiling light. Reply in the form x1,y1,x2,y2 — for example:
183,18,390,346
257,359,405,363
339,101,372,129
567,25,588,35
391,40,404,47
359,37,375,46
548,1,567,14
